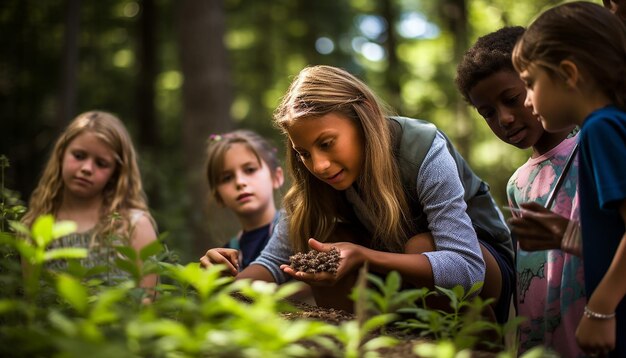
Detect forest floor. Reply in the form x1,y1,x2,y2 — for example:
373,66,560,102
282,299,499,358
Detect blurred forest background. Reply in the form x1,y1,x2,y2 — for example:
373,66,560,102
0,0,580,262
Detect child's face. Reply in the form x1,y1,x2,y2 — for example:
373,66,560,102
287,112,364,191
62,132,117,199
468,70,545,149
215,143,280,217
519,64,577,132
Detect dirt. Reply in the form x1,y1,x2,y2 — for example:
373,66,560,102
283,299,498,358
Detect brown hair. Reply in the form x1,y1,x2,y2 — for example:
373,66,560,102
205,129,281,203
273,65,410,253
512,1,626,109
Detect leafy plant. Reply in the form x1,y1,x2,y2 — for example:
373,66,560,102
0,155,25,232
355,269,524,354
0,213,347,357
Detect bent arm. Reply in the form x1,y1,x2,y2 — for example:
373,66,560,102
416,133,485,290
356,233,436,288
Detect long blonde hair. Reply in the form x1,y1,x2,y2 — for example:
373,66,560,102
274,65,410,253
22,111,151,241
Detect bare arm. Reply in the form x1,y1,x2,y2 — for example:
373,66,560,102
237,263,276,282
130,215,158,292
576,199,626,354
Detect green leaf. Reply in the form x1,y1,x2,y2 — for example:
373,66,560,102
362,336,398,351
367,273,386,291
52,220,77,240
385,271,401,294
0,299,28,315
115,246,137,261
8,220,30,236
114,258,140,280
14,240,36,261
48,309,79,337
139,240,163,261
31,215,54,247
467,281,484,297
57,274,88,314
362,313,397,333
44,247,88,261
90,286,131,324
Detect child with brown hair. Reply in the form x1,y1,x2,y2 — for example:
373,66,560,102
513,2,626,355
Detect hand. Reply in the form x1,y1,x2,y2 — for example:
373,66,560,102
507,202,569,251
576,314,616,356
280,238,364,286
199,248,240,276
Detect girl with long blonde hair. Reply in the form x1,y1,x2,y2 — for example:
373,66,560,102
23,110,158,293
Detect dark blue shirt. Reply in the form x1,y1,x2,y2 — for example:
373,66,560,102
579,105,626,357
225,223,272,270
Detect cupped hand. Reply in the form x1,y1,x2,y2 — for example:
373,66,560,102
199,248,240,276
507,202,569,251
280,238,364,286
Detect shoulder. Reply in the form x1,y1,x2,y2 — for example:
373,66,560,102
130,211,157,249
582,106,626,135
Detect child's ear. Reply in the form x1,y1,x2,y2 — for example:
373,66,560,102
273,167,285,189
559,60,580,88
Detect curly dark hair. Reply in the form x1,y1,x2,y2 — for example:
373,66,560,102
456,26,525,103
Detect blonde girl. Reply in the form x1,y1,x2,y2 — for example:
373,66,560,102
22,110,158,292
512,2,626,356
203,130,284,273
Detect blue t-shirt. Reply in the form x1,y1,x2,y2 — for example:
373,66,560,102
225,224,272,270
578,105,626,357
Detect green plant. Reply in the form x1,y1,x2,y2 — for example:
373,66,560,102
356,269,524,354
0,213,352,357
0,155,26,232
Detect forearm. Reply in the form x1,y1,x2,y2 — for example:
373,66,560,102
359,247,434,288
237,263,276,282
588,233,626,313
588,201,626,313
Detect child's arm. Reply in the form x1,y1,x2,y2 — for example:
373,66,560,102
130,215,158,293
507,201,570,251
576,199,626,355
200,248,240,276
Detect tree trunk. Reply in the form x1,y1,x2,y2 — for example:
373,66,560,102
178,0,234,254
382,0,403,113
440,0,471,159
136,0,159,149
57,0,80,125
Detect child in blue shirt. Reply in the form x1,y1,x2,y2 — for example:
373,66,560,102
202,130,284,271
513,2,626,356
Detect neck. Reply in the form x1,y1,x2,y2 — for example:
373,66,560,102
532,128,574,158
57,190,103,232
574,88,612,126
238,205,276,232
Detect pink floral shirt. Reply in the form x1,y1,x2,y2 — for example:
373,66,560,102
507,134,586,357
